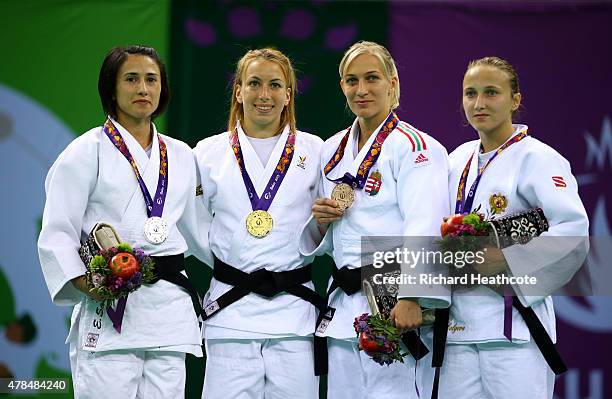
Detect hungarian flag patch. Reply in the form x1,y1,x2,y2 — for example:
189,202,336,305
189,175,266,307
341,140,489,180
365,171,382,196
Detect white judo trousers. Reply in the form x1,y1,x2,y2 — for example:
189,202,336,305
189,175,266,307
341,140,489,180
202,337,318,399
327,337,435,399
439,341,555,399
70,342,186,399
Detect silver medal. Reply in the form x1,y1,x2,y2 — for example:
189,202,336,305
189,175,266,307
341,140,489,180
143,216,169,244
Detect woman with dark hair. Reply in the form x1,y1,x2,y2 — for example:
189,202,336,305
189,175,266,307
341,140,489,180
38,45,211,398
440,56,589,398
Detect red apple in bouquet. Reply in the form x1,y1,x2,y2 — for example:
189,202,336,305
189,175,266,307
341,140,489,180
440,214,464,237
358,332,383,356
109,253,140,278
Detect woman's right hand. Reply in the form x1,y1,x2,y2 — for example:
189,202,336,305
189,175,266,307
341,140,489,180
312,197,344,234
71,275,106,302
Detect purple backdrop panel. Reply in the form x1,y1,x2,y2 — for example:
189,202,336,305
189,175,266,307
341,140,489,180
389,2,612,398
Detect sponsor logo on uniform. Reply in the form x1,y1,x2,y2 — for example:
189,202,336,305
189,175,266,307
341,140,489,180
204,301,220,317
552,175,567,188
414,153,429,164
489,193,508,215
364,170,382,196
85,332,99,348
448,322,466,333
195,184,203,196
297,155,307,170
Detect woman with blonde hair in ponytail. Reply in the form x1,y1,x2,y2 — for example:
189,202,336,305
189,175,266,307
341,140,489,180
193,48,324,398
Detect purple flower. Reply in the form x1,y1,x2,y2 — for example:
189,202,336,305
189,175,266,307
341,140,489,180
130,271,142,286
456,224,478,236
134,248,146,263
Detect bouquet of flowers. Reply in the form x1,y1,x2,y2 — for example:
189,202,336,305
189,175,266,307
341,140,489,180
86,243,155,307
439,212,494,253
353,313,407,366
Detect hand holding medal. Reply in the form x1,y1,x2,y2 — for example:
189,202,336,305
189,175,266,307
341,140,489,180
311,197,345,231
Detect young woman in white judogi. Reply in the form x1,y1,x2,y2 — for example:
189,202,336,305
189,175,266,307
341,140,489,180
193,48,323,399
301,41,451,399
38,46,211,398
441,56,589,399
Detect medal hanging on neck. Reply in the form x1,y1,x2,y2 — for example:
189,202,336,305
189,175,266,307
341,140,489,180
323,112,399,211
454,128,528,214
230,127,296,238
103,119,169,244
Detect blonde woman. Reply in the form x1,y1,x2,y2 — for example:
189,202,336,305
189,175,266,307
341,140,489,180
193,48,324,399
301,41,450,398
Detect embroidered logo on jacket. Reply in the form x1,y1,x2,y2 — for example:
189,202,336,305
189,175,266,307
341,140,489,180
85,333,99,348
195,184,203,196
552,176,567,188
364,171,382,196
297,155,307,170
489,193,508,215
414,153,429,164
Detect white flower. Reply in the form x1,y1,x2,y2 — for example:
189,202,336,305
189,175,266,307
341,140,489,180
91,273,105,288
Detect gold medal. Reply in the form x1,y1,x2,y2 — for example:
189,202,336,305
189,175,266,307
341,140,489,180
246,210,274,238
331,183,355,211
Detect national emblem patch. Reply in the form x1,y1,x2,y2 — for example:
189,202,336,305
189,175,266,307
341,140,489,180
365,171,382,196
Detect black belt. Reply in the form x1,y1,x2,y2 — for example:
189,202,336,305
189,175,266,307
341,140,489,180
202,257,327,321
149,254,202,316
314,264,429,376
429,296,567,399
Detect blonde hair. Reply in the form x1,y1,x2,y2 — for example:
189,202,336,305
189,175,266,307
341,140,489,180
228,48,297,133
338,41,400,110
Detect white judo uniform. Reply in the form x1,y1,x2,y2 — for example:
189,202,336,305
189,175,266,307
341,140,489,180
300,115,450,399
442,124,589,399
193,123,323,399
38,118,211,398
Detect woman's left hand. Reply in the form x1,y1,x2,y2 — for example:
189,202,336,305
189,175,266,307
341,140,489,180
389,298,422,331
473,246,508,276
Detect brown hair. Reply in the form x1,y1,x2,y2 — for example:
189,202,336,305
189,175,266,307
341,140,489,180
98,45,169,120
228,48,297,133
339,41,400,110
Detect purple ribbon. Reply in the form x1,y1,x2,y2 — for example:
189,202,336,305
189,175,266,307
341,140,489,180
454,129,528,214
103,119,168,218
503,292,513,341
323,112,399,189
453,129,529,342
106,296,128,333
102,119,168,332
230,128,296,212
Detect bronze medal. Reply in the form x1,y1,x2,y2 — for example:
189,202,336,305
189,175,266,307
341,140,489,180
246,210,274,238
331,183,355,211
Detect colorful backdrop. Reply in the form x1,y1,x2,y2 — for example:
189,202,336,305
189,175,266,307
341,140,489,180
1,1,610,398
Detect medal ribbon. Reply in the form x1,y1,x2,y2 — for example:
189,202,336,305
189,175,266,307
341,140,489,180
230,128,296,211
103,119,169,333
103,119,168,218
452,128,528,342
454,129,528,214
323,112,398,189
